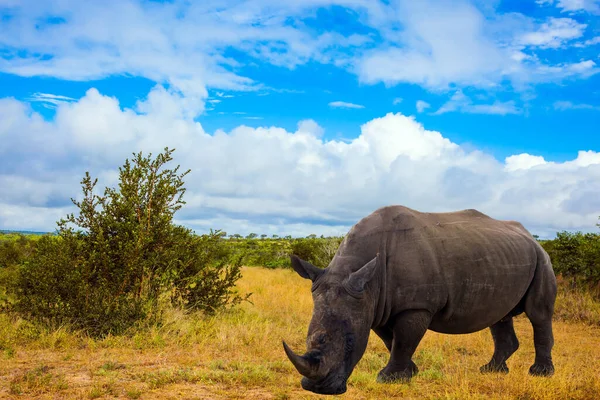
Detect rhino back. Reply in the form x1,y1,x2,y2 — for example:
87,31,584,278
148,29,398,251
335,206,539,334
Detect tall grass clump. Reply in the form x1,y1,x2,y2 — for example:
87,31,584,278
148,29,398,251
13,148,246,337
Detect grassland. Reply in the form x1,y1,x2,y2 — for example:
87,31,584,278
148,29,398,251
1,267,599,399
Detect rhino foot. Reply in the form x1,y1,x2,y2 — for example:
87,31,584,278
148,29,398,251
377,361,418,383
529,362,554,377
480,361,509,374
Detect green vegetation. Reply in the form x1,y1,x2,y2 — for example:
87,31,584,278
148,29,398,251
541,231,600,291
1,148,247,337
2,214,600,336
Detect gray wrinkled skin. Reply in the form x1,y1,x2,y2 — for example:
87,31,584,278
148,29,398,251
283,206,557,395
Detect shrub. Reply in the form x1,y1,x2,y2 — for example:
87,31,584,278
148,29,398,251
543,231,600,292
0,234,39,311
290,236,344,269
0,234,38,269
14,148,246,337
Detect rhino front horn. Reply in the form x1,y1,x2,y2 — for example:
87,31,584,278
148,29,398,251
282,341,320,378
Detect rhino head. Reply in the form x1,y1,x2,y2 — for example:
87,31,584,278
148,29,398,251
283,254,380,395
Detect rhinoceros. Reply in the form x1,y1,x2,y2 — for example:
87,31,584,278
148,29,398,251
283,206,556,395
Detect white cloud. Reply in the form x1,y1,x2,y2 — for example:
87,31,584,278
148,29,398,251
505,154,548,171
533,60,598,81
575,36,600,47
329,101,365,109
434,91,520,115
416,100,431,113
2,88,600,238
0,0,598,113
0,0,376,116
537,0,600,13
517,18,586,49
357,1,512,89
553,100,600,110
356,1,599,90
558,0,600,14
297,119,325,138
393,98,403,105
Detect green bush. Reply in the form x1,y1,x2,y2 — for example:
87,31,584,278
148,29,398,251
13,148,246,337
0,234,39,310
542,231,600,291
290,236,344,269
0,234,38,269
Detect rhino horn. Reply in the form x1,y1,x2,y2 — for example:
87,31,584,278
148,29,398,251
282,341,320,378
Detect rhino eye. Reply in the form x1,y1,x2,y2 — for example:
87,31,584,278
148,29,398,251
317,334,327,345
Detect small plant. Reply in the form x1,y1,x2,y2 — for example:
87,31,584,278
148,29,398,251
125,387,143,399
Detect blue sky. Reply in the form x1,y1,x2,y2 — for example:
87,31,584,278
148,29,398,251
1,0,600,237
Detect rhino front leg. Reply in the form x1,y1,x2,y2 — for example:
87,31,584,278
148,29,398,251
480,317,519,374
377,310,432,383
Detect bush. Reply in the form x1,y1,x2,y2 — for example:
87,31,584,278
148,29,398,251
0,234,38,269
0,234,39,311
542,231,600,291
290,236,344,268
14,148,246,337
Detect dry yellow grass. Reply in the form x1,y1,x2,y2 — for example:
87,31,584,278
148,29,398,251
1,267,599,399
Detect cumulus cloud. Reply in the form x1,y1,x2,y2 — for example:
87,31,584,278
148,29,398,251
1,88,600,238
505,154,548,171
297,119,325,137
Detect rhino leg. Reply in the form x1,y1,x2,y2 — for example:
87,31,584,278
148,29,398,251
480,317,519,374
376,310,432,383
524,255,557,377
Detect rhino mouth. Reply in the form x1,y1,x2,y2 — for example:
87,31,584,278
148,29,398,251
301,373,348,395
283,341,350,395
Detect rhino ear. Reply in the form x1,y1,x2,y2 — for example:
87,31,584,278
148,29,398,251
343,254,379,295
290,255,324,282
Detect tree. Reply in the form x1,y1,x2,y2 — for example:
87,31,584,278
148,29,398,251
15,148,246,337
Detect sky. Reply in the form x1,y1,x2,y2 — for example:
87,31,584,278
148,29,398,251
1,0,600,238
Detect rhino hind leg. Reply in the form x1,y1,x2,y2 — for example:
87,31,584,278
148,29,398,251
526,317,555,376
376,310,432,384
524,254,557,377
480,317,519,374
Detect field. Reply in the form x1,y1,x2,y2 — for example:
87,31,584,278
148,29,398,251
1,267,600,399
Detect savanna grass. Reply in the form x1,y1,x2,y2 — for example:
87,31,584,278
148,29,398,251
0,267,599,399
